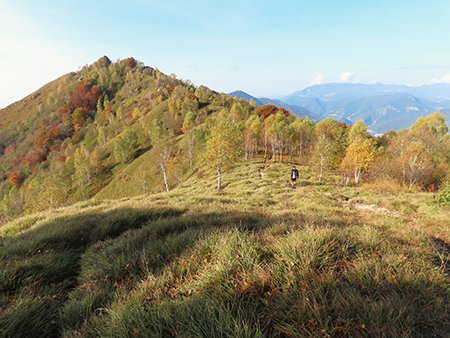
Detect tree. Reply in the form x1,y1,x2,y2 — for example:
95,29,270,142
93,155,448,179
347,119,368,143
185,127,197,171
150,119,174,192
411,111,449,137
72,108,90,131
243,115,261,159
201,114,243,192
9,171,24,188
291,117,315,158
114,127,139,163
125,57,137,69
401,140,433,189
182,111,196,133
311,135,333,181
339,138,375,184
69,80,101,112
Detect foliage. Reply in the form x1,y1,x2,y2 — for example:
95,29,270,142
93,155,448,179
311,135,333,181
201,113,243,192
340,138,376,185
434,181,450,205
149,119,175,192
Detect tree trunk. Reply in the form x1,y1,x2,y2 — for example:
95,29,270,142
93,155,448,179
163,169,170,192
354,169,360,184
217,167,221,192
319,156,324,181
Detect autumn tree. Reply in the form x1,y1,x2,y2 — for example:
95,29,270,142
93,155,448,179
273,115,289,162
201,113,243,192
9,171,24,188
150,119,174,192
184,127,198,171
401,140,433,189
339,138,375,185
182,111,196,133
347,119,368,143
125,57,137,69
243,115,261,159
69,80,101,112
291,117,315,158
72,108,90,131
311,135,333,181
230,102,245,122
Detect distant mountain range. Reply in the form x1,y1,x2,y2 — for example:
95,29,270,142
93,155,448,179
229,83,450,135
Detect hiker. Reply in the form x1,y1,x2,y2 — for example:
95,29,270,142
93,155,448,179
290,166,299,188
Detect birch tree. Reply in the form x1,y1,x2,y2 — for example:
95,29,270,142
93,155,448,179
311,135,333,182
339,138,375,184
201,114,243,192
150,119,174,192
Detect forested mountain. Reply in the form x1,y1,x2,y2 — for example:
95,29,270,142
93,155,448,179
0,56,258,221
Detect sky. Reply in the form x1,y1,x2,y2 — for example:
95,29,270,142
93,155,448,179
1,0,450,108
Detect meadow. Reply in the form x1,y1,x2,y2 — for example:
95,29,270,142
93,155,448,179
1,155,450,338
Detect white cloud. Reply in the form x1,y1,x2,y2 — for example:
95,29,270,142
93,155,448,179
310,74,323,85
340,71,354,83
430,74,450,84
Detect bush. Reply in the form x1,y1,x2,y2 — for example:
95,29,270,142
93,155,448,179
435,181,450,206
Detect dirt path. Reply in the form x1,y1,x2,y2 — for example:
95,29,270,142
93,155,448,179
340,199,416,221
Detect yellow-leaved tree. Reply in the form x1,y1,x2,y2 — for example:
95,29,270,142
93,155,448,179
401,140,433,189
201,113,243,192
339,138,375,185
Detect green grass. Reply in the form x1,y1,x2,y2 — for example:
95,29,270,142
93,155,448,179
1,155,450,337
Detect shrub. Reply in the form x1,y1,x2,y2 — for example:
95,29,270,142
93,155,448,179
435,181,450,206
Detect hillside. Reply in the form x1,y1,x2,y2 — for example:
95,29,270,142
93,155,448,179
0,56,260,222
1,156,450,337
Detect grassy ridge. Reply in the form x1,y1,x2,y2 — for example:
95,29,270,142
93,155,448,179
1,156,450,337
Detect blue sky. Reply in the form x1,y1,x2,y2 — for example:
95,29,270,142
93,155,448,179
1,0,450,108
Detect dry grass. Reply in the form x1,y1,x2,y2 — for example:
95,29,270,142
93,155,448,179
1,155,450,337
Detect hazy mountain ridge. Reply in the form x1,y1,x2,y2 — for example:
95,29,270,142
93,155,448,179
283,82,450,103
231,83,450,134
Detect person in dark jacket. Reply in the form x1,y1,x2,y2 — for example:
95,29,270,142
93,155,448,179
290,166,299,188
